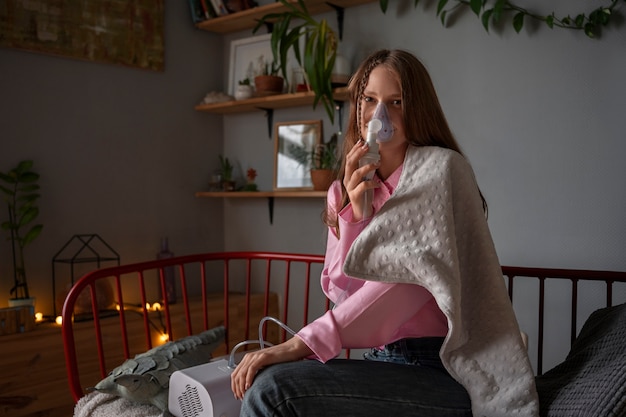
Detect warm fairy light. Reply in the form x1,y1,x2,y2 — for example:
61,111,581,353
55,316,63,325
146,302,151,311
116,303,121,311
159,333,169,343
35,312,43,322
152,302,161,311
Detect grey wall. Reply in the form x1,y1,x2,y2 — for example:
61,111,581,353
1,0,624,370
0,0,225,314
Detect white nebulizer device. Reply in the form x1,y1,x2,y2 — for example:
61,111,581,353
360,102,393,218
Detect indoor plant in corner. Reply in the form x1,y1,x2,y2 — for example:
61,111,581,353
254,0,338,123
288,134,340,191
0,160,43,309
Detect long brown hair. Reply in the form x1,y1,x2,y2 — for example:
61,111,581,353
323,49,487,231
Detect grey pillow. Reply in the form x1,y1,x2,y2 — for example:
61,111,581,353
535,303,626,417
94,326,226,411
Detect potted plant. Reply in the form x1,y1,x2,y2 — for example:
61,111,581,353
218,155,236,191
288,134,340,191
253,0,338,122
234,78,254,100
253,57,284,96
0,160,43,307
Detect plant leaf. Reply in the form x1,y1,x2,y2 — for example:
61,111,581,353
481,9,493,32
379,0,388,13
437,0,449,16
470,0,483,16
513,12,524,33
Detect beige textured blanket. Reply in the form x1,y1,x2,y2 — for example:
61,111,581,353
344,146,539,417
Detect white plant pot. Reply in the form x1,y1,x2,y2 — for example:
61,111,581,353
234,85,253,100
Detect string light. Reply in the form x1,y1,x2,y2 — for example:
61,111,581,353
35,312,44,322
55,316,63,325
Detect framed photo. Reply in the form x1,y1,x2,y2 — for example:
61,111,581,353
228,34,272,96
228,34,302,96
273,120,323,190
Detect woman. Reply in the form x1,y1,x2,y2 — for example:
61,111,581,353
231,49,537,417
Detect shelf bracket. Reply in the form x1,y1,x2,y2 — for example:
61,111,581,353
267,197,275,224
258,107,274,139
326,3,345,40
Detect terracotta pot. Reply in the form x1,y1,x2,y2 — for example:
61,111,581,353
310,169,336,191
254,75,284,96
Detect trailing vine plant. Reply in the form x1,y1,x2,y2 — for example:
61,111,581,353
378,0,623,38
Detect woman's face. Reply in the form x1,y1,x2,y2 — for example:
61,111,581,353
360,65,407,150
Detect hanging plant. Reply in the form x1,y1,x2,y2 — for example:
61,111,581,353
378,0,622,38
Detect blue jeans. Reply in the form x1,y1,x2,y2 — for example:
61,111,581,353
240,338,472,417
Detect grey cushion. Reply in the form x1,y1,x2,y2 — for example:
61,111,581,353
535,303,626,417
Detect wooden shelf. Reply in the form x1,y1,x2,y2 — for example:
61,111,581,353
195,190,327,198
196,0,377,34
196,190,327,223
195,87,349,115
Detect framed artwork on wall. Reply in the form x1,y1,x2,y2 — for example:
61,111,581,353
228,33,272,96
0,0,164,71
273,120,322,191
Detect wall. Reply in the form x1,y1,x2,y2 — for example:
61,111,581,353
220,1,626,269
0,0,225,315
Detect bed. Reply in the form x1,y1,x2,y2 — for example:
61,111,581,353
61,251,626,417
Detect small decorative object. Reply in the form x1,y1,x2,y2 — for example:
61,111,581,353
0,160,43,310
241,168,259,191
291,67,310,93
234,78,254,100
200,91,234,105
218,155,236,191
331,50,351,87
52,234,120,317
209,170,222,191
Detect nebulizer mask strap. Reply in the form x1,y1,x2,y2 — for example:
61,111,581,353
360,102,393,218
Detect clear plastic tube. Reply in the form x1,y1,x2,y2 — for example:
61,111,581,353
227,316,297,369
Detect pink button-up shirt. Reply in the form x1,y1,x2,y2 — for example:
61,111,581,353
297,165,448,362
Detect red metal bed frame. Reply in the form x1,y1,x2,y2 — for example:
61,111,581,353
61,252,626,403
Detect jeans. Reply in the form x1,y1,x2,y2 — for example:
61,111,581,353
240,338,472,417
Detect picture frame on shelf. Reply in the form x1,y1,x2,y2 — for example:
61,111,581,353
228,34,301,96
228,34,272,96
273,120,322,191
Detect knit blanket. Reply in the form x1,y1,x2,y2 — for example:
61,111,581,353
343,146,539,417
535,302,626,416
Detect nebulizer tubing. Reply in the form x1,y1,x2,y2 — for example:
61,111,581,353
227,316,298,369
359,102,393,219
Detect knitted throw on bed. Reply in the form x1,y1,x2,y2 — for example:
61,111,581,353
343,145,540,417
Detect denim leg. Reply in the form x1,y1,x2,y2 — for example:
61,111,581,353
240,359,472,417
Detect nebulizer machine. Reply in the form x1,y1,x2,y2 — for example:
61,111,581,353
360,101,393,218
168,317,296,417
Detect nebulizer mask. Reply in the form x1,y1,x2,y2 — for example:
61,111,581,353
359,102,393,218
